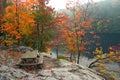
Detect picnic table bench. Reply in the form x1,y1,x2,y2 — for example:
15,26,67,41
16,50,43,69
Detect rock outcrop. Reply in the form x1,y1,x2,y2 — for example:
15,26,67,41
11,46,33,53
0,59,105,80
26,59,104,80
0,64,31,80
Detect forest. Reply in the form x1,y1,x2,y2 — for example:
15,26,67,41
0,0,120,80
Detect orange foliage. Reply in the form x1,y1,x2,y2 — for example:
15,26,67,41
79,45,85,51
77,30,85,36
2,0,35,45
55,0,95,55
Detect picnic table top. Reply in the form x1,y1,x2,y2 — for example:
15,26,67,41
21,50,38,59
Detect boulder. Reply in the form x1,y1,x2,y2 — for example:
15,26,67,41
10,46,33,53
0,50,7,59
0,74,14,80
0,59,105,80
25,59,105,80
0,64,31,80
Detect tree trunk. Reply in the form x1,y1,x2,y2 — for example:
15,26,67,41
3,33,7,46
16,0,21,46
17,39,21,46
75,22,81,64
88,59,99,68
36,23,40,51
70,52,72,60
56,45,59,59
88,55,111,68
40,25,44,52
77,51,80,64
40,40,44,51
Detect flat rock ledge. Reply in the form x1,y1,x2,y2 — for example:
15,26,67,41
0,59,105,80
0,64,31,80
26,59,105,80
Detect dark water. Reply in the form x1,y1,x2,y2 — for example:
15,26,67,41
98,33,120,52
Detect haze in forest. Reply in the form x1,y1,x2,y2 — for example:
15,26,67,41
48,0,105,10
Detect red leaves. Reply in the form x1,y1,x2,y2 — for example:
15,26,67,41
93,35,100,39
53,0,96,53
79,45,85,51
89,31,94,34
95,43,101,46
77,30,85,36
38,0,50,5
55,13,69,26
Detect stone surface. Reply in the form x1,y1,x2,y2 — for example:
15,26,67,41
24,59,105,80
0,59,105,80
0,64,31,80
10,46,33,53
0,74,14,80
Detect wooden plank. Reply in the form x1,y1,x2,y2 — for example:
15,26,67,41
17,63,43,66
39,54,43,64
21,50,38,58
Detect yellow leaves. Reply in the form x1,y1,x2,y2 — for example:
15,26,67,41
64,34,77,52
99,68,106,73
46,46,51,54
109,46,113,51
94,47,103,55
109,51,115,56
118,55,120,60
98,61,106,73
93,46,120,74
101,55,106,59
99,63,104,67
3,38,17,46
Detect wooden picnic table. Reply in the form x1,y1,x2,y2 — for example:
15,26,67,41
16,50,44,69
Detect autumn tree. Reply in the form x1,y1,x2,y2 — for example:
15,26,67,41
1,0,35,46
0,0,2,44
56,0,96,63
33,0,55,52
0,0,2,29
0,0,7,45
88,46,120,71
50,13,68,58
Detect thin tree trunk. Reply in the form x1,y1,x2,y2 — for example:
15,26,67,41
88,59,99,68
36,23,40,51
40,40,43,51
15,0,21,46
88,55,111,68
3,33,7,46
17,39,21,46
70,52,72,60
40,25,44,52
74,22,80,64
56,45,58,59
77,51,80,64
